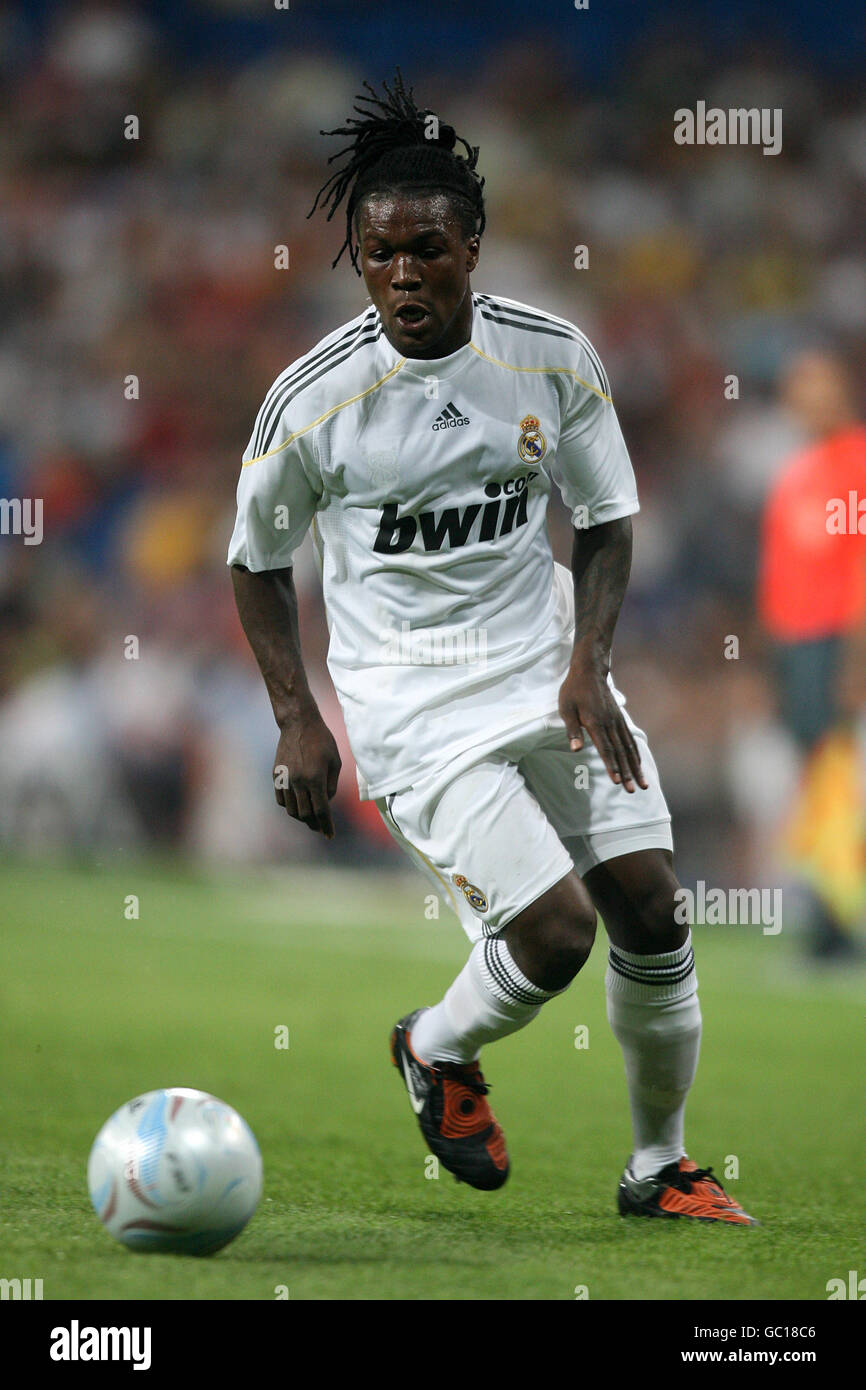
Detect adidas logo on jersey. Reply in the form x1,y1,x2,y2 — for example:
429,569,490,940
373,473,538,554
431,401,470,431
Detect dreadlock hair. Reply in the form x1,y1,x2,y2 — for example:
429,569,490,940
307,69,486,274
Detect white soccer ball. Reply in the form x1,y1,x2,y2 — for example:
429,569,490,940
87,1088,263,1256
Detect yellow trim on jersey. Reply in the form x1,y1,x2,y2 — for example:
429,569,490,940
382,801,462,916
410,842,463,918
469,343,612,404
242,357,408,467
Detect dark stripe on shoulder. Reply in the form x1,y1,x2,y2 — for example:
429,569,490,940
253,307,378,456
479,294,611,397
476,291,587,343
257,324,383,457
476,293,610,396
476,305,588,346
252,308,378,457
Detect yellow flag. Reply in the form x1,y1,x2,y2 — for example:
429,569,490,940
781,729,866,928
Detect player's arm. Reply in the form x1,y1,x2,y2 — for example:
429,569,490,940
558,517,646,794
551,341,646,793
231,563,341,839
228,398,340,838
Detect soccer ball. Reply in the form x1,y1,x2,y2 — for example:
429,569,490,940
87,1088,263,1256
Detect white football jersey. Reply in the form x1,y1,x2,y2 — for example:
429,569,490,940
228,291,639,798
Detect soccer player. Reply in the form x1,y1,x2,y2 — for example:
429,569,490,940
229,73,756,1224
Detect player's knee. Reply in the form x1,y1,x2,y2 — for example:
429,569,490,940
629,877,686,952
505,875,598,991
532,904,597,989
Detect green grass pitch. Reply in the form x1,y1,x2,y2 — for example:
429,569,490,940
1,858,863,1301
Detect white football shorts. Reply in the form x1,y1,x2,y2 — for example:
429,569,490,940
375,705,672,943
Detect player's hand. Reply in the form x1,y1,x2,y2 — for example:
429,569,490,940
558,660,647,794
273,713,342,838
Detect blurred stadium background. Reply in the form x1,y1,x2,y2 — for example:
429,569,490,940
1,0,865,919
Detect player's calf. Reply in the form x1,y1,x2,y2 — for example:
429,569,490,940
392,875,595,1184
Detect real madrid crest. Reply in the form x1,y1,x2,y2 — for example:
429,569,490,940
453,873,490,914
518,414,546,464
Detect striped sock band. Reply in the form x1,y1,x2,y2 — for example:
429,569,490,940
476,936,563,1006
605,933,697,1003
411,934,567,1064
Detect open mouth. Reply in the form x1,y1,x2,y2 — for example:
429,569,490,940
394,303,431,331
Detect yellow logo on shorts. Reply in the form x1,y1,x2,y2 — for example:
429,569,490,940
518,414,546,464
453,874,489,913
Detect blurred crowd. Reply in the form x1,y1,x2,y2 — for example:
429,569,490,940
1,1,865,899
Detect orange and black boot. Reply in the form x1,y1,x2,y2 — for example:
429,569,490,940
390,1010,509,1191
618,1156,758,1224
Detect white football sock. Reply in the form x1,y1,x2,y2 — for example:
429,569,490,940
410,936,564,1065
605,932,702,1182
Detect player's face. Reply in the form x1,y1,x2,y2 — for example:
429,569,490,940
356,193,480,359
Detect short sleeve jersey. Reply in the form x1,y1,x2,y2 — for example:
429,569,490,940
228,292,639,797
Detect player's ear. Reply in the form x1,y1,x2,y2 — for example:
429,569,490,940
466,235,480,273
